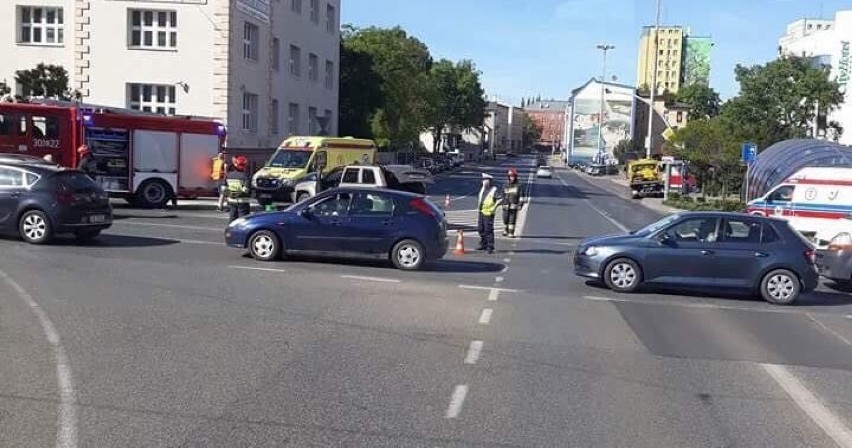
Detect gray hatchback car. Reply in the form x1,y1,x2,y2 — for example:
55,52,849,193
573,212,819,305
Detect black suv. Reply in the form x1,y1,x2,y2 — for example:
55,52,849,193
0,155,113,244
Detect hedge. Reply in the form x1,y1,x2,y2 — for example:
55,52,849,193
663,194,745,212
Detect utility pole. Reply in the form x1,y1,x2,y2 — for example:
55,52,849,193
646,0,661,159
596,44,615,162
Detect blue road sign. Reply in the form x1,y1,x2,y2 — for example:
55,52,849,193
741,142,757,164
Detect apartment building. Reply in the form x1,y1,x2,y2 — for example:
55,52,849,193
778,11,852,144
1,0,340,147
636,26,685,94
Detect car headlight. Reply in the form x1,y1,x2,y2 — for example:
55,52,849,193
583,246,598,256
280,179,293,187
828,232,852,251
230,217,249,228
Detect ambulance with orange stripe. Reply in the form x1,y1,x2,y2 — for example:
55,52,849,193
746,167,852,238
252,136,377,206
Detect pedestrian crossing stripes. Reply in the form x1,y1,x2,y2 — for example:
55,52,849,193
443,209,506,233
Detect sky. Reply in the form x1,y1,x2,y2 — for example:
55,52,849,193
342,0,852,104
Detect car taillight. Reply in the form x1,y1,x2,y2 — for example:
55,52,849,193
803,249,816,265
409,197,436,217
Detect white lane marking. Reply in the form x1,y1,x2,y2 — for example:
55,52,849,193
464,340,483,365
499,264,509,273
495,276,504,283
112,221,220,231
762,363,852,447
584,295,626,303
514,169,536,238
503,258,511,263
807,313,852,347
444,385,469,419
458,284,519,293
0,269,77,448
488,288,500,302
478,308,493,324
341,275,401,284
175,238,222,245
229,265,288,274
556,174,629,233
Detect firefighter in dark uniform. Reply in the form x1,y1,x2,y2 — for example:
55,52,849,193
226,155,252,222
501,167,523,238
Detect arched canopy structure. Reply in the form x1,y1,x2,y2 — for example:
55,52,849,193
747,139,852,198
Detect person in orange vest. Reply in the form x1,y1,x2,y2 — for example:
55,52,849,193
211,150,228,211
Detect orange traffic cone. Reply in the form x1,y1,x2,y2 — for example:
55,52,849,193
444,194,451,207
453,230,466,255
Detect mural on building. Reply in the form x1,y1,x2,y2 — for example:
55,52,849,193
569,81,634,164
683,36,713,87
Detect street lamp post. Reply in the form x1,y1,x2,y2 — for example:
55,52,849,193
596,44,615,162
646,0,662,159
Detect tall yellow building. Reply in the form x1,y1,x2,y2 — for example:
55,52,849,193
637,26,685,94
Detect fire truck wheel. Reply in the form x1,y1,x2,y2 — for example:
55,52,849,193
136,179,171,208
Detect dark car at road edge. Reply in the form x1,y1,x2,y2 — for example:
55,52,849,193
573,211,819,305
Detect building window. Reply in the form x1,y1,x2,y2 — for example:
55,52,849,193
272,37,280,71
325,60,334,89
271,99,280,135
19,6,64,45
129,10,177,49
658,49,664,56
308,53,319,82
128,83,176,115
309,0,319,23
676,111,683,123
324,108,333,132
289,45,301,77
244,22,259,61
308,107,318,134
288,103,300,135
326,4,336,33
242,92,258,133
291,0,301,14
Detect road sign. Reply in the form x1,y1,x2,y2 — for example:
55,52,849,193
741,142,757,164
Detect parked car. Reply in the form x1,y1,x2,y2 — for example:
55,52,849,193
225,188,449,270
815,216,852,285
0,161,112,244
536,166,553,178
573,212,819,305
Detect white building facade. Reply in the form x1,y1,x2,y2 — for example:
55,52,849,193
1,0,340,147
779,11,852,144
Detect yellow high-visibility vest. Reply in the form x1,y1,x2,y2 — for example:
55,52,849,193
480,187,499,216
211,157,225,180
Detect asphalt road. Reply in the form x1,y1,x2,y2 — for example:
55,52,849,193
2,156,852,447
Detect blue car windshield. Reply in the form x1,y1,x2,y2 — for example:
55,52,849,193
269,149,311,168
632,214,681,237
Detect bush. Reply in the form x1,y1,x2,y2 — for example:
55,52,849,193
696,196,707,203
667,192,681,201
662,196,744,212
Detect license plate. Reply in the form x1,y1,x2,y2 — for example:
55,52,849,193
89,214,106,224
259,194,272,199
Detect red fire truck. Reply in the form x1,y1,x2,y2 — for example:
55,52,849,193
0,101,225,208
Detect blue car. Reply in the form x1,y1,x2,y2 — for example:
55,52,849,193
225,187,449,270
574,212,820,305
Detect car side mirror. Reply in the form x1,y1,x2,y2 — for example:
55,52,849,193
657,233,672,244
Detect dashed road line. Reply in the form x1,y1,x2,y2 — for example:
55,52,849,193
487,288,501,302
495,276,504,283
458,284,519,293
478,308,493,324
464,340,483,365
556,174,629,233
0,269,77,448
503,258,511,263
341,275,401,284
807,313,852,347
444,385,469,419
762,363,852,447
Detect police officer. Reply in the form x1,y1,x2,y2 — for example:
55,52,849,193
477,173,502,254
501,167,523,238
226,155,252,222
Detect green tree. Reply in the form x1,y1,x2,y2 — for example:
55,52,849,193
675,83,721,119
343,26,433,148
15,63,72,99
423,59,486,152
338,31,382,138
721,56,843,150
522,114,542,148
665,118,742,198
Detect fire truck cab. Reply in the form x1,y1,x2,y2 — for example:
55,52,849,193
0,101,225,208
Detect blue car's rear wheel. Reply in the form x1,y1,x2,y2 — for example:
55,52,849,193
391,239,424,271
248,230,281,262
